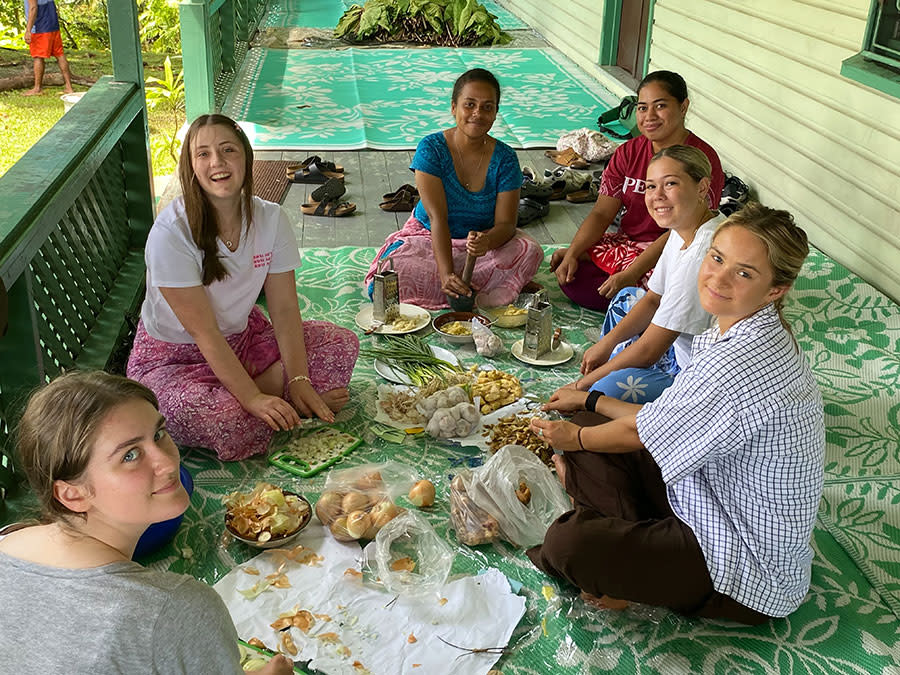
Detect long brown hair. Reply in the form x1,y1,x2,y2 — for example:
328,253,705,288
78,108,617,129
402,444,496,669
178,114,254,285
714,202,809,334
16,371,159,524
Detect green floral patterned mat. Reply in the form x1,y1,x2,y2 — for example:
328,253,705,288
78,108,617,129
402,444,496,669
261,0,527,30
4,245,899,672
223,47,616,150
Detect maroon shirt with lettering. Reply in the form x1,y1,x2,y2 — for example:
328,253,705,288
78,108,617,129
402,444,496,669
598,133,725,242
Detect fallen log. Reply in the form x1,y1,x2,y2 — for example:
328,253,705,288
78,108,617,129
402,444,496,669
0,71,96,93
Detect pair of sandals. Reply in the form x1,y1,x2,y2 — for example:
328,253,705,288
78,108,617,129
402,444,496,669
300,177,356,217
542,166,594,201
380,183,419,212
287,156,345,184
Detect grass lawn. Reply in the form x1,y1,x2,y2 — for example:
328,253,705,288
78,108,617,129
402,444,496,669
0,46,182,179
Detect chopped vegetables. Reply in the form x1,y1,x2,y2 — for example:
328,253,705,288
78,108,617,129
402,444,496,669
270,427,362,477
472,370,522,414
439,320,472,336
483,415,552,465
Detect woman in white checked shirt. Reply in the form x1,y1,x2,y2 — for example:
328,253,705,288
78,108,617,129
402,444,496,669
528,203,824,624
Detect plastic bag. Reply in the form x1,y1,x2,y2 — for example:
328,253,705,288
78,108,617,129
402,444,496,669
315,462,418,542
471,316,503,357
449,471,502,546
364,510,455,596
556,127,619,162
461,445,572,548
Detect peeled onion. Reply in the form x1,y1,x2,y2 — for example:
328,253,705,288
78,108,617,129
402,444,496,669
370,500,401,529
353,471,383,491
342,491,371,514
329,515,356,542
408,480,435,508
346,510,372,539
315,491,344,526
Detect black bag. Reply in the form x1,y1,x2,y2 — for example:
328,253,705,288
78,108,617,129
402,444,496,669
597,96,639,140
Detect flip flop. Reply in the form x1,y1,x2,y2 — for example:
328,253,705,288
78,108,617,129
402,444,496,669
286,155,345,176
545,147,590,170
517,196,550,226
288,161,345,184
301,198,357,217
308,177,346,204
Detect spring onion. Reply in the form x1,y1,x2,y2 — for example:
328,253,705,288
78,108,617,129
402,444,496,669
360,334,462,385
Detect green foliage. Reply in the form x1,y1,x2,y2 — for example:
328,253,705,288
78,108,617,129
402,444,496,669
57,0,110,51
138,0,181,54
335,0,510,47
145,55,184,166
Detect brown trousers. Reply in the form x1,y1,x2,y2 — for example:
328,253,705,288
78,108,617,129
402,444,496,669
526,428,771,625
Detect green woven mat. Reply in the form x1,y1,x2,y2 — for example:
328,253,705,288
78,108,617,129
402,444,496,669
223,47,615,150
262,0,528,30
5,245,900,672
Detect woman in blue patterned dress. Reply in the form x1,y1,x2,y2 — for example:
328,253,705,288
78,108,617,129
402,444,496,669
364,68,543,309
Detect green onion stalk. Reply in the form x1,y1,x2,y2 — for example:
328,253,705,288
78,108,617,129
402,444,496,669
360,334,462,385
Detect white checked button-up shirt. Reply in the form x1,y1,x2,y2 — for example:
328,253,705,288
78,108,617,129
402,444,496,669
636,303,825,617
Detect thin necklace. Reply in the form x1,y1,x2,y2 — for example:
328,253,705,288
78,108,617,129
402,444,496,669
453,128,487,190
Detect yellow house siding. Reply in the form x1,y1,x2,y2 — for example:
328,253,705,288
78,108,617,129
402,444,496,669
500,0,607,76
648,0,900,301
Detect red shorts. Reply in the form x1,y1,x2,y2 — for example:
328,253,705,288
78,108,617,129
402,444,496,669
29,30,64,59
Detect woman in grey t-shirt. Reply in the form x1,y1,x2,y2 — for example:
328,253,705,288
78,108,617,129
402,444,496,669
0,371,292,674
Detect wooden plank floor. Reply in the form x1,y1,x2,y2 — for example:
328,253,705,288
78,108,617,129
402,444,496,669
257,149,595,249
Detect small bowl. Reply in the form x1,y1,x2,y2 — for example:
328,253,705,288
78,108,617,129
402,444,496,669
476,292,530,328
224,490,312,549
432,311,492,344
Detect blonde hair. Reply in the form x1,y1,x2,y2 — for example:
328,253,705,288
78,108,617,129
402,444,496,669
16,371,158,523
178,114,254,286
650,145,711,184
714,201,809,333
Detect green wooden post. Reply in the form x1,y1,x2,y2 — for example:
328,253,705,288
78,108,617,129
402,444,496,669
181,0,217,123
220,0,237,73
107,0,155,235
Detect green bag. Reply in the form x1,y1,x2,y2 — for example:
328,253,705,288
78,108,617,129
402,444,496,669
597,95,639,140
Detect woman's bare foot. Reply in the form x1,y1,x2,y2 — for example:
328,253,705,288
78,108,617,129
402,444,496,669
320,387,349,413
22,88,43,96
551,454,573,508
581,591,630,611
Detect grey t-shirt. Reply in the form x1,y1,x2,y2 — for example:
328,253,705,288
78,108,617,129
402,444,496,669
0,551,243,674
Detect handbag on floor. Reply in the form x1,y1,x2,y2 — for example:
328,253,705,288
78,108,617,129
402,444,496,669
597,96,639,140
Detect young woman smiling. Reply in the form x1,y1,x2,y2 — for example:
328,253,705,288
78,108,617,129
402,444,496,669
562,145,725,403
0,372,291,674
127,114,359,461
365,68,543,309
529,204,824,624
551,70,725,311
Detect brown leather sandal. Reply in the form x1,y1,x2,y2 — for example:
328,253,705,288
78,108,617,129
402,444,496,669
545,147,590,170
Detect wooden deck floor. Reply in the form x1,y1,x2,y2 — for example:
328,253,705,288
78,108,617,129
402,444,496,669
255,149,594,248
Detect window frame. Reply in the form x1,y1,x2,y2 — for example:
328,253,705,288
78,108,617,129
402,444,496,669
841,0,900,99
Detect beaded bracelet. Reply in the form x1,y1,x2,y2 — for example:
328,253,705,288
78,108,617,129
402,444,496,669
577,426,586,451
288,375,311,386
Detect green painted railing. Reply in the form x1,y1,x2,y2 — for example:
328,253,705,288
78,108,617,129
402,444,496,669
180,0,269,122
0,4,153,513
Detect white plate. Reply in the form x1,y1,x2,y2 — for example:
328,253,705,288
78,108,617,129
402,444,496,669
511,339,575,366
374,345,460,385
354,303,431,335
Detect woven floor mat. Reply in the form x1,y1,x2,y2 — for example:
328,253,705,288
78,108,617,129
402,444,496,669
252,160,294,204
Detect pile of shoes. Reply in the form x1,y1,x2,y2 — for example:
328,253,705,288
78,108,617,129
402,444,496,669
290,156,356,217
380,184,419,212
719,174,750,216
517,145,608,227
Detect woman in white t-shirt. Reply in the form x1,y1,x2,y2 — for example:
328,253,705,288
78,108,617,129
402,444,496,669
563,145,724,404
127,114,359,461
